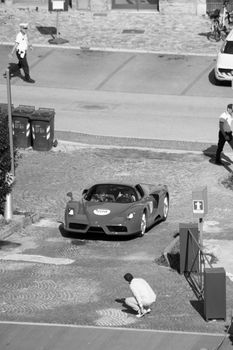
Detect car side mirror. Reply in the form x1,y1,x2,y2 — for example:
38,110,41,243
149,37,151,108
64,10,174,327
67,192,73,200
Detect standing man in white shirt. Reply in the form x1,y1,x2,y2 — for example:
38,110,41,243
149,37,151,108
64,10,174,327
123,273,156,318
215,103,233,165
9,23,35,83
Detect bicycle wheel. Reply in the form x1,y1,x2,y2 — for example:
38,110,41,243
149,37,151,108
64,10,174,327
208,30,221,41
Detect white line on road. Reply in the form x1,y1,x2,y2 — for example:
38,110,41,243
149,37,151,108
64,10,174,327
0,320,228,337
0,42,217,57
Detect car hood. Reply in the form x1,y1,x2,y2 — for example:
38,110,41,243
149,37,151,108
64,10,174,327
83,201,136,221
217,53,233,68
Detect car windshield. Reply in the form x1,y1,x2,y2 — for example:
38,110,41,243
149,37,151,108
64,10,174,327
85,184,138,203
223,41,233,54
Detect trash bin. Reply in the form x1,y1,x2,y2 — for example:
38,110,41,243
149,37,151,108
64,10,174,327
31,108,55,151
12,105,35,148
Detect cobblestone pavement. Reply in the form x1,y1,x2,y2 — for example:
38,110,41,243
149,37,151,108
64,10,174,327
0,142,232,333
0,2,223,55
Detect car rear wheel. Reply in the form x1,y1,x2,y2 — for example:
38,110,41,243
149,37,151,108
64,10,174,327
162,195,169,221
139,212,147,237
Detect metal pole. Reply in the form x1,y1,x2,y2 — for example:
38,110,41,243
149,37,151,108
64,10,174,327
198,217,203,248
4,68,14,221
56,11,59,38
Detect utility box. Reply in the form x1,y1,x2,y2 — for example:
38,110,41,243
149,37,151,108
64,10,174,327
48,0,69,11
204,267,226,321
192,186,208,219
12,105,35,149
31,108,55,151
179,222,200,274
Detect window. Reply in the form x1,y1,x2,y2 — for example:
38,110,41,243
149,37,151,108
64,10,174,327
112,0,159,10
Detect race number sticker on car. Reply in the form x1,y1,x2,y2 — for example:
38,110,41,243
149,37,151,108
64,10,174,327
93,209,111,216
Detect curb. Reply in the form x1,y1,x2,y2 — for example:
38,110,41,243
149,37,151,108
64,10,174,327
0,42,217,57
0,211,40,240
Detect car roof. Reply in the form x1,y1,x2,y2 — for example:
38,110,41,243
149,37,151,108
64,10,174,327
90,182,137,188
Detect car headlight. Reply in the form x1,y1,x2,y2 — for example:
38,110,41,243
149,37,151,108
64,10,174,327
68,208,74,216
127,212,135,220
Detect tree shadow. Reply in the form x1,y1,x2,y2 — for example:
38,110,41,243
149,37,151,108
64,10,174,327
59,223,137,242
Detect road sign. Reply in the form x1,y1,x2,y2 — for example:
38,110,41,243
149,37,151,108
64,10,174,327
193,199,204,214
48,0,69,11
192,186,208,218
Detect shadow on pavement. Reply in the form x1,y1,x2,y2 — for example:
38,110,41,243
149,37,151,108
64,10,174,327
36,26,57,37
0,240,21,250
115,298,138,316
190,300,205,320
198,31,210,38
3,63,24,81
203,145,233,172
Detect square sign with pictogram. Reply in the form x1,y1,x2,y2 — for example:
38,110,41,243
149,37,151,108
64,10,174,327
193,200,204,214
192,186,208,218
48,0,68,11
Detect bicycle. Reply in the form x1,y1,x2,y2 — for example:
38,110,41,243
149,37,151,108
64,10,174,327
207,8,229,42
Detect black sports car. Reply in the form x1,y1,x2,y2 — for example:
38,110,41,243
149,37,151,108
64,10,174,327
64,182,169,236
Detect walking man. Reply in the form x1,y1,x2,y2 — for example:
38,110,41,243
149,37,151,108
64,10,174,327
123,273,156,318
9,23,35,83
215,103,233,165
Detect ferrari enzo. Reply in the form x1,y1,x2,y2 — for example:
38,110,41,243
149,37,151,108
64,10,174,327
64,182,169,237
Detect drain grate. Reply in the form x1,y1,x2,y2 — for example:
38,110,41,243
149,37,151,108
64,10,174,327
122,29,145,34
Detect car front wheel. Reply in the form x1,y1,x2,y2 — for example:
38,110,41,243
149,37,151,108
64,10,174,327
139,212,147,237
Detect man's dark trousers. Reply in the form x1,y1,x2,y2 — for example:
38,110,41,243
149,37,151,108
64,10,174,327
216,131,233,162
16,51,30,80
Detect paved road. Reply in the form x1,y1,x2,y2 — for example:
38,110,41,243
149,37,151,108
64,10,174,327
0,322,232,350
1,45,233,143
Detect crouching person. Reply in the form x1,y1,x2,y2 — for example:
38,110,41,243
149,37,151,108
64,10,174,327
123,273,156,318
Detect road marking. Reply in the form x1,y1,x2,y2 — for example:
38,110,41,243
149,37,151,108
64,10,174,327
0,254,74,265
0,320,228,337
0,42,217,57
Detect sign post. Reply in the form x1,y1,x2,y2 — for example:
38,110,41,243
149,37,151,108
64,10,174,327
48,0,69,45
4,68,15,222
192,186,208,247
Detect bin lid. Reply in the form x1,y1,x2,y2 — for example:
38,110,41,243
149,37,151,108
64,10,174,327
13,105,36,117
31,108,55,121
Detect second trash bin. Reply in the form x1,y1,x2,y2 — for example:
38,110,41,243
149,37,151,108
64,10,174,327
31,108,55,151
12,105,35,148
